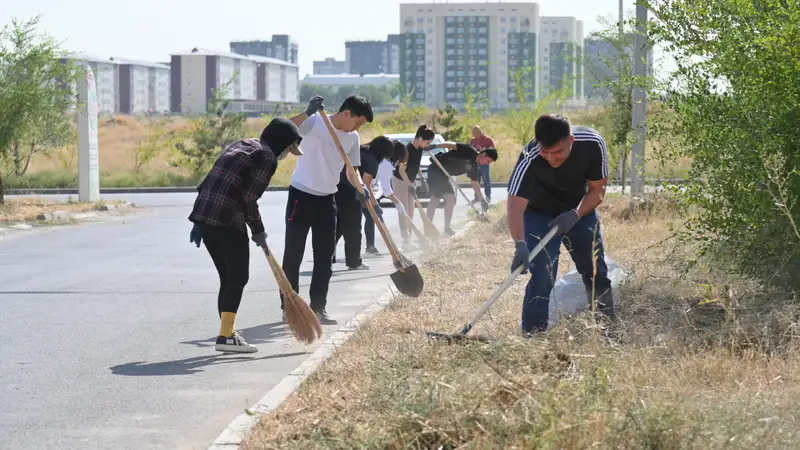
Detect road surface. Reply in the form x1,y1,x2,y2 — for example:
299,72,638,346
0,189,508,450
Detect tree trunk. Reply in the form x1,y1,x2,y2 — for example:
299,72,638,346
0,172,5,205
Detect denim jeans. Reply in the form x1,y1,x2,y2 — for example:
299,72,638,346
520,209,614,333
478,164,491,199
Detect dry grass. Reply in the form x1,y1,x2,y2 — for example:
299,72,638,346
240,194,800,450
0,197,122,222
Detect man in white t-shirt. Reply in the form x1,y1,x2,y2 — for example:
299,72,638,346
281,95,373,325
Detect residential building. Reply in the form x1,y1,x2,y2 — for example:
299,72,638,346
345,35,402,75
539,16,585,107
64,53,120,115
313,57,347,75
398,2,540,109
109,57,170,115
230,35,298,65
170,48,299,115
583,34,655,102
301,73,400,88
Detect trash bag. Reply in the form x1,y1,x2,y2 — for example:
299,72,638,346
548,257,629,325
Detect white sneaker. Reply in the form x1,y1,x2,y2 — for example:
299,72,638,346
281,310,286,323
348,262,371,271
215,332,258,353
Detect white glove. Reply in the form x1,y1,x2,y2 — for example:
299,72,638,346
395,201,407,217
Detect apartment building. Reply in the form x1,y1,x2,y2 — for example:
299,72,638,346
345,34,402,75
398,2,540,109
539,16,585,106
313,57,347,75
64,53,120,115
170,48,299,115
229,35,299,65
110,58,170,115
583,34,654,102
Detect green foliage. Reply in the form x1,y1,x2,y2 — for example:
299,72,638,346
133,118,178,172
503,67,573,147
172,78,247,175
645,0,800,288
0,15,78,202
383,88,427,132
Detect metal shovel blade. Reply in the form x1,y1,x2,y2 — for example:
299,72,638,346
390,262,424,298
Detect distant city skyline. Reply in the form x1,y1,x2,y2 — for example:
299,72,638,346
2,0,663,78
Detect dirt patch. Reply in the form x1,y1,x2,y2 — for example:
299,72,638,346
0,197,126,223
239,193,800,449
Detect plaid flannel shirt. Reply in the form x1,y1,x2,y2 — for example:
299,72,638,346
189,138,277,236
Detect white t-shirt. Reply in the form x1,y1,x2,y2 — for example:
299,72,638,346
376,159,394,196
290,112,361,196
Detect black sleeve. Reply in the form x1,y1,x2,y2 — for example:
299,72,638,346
587,136,609,181
453,143,479,161
466,162,479,181
507,140,539,200
363,153,379,178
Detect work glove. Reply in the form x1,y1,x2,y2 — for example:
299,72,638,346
373,202,384,223
510,240,530,274
251,232,268,249
548,209,580,235
355,186,370,206
305,95,324,117
480,198,490,212
189,223,202,247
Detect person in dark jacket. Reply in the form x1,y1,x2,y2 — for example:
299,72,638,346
188,118,303,353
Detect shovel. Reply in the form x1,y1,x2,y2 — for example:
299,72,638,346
428,153,490,222
410,190,442,238
426,225,559,343
318,110,424,298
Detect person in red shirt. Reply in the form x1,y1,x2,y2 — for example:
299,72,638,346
470,126,496,202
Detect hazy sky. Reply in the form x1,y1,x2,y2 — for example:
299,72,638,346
3,0,654,77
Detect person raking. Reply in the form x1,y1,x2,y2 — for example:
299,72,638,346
507,113,616,335
188,118,303,353
425,141,497,235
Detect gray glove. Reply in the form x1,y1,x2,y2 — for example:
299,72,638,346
373,202,384,223
305,96,324,116
480,198,490,212
548,209,580,234
189,223,202,247
251,232,268,249
510,240,530,274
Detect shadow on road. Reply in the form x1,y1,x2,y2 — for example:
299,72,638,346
180,322,290,349
109,351,307,377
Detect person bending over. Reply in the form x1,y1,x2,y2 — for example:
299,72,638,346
390,124,435,248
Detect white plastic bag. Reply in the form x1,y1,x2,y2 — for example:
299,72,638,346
548,257,629,325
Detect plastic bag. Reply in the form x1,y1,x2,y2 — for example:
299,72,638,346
548,257,629,325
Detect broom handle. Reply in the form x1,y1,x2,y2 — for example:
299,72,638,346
455,226,560,335
260,243,295,298
399,207,430,246
429,153,485,216
410,191,440,234
317,110,403,265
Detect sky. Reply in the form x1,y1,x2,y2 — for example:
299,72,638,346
2,0,666,78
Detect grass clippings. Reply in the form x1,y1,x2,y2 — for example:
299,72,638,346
0,197,123,223
243,193,800,449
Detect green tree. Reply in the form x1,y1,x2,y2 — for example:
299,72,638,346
133,118,177,172
173,78,247,175
503,66,572,147
644,0,800,288
0,15,78,203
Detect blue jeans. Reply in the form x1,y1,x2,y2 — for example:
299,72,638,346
521,209,614,333
478,164,491,199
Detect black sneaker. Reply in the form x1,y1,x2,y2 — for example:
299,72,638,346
215,332,257,353
314,309,338,325
444,227,456,236
365,246,381,256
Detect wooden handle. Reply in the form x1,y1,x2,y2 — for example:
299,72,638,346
410,192,440,234
260,243,295,298
317,110,403,265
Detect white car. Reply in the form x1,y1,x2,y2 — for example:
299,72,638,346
370,132,446,203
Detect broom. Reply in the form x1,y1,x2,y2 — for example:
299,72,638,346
259,243,322,344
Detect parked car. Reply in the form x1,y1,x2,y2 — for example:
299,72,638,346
370,132,446,204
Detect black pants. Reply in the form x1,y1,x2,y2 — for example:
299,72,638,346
199,223,250,316
281,186,337,312
362,205,375,248
334,187,363,268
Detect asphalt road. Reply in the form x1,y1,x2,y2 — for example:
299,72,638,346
0,188,508,450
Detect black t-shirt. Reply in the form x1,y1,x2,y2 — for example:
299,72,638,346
427,143,480,182
508,125,609,215
338,146,380,195
393,142,423,182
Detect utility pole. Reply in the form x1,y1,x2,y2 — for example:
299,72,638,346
618,0,626,190
629,1,648,197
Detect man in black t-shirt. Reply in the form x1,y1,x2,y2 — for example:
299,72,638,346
391,125,435,248
333,140,385,270
507,114,615,335
425,142,497,235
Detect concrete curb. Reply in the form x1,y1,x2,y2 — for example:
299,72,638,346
206,217,481,450
32,202,137,222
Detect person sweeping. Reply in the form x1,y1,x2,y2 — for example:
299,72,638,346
507,113,615,336
425,142,497,235
188,118,303,353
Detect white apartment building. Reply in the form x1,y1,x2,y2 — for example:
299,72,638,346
399,2,540,109
64,53,120,115
301,73,400,88
109,58,170,115
170,48,299,115
539,16,585,107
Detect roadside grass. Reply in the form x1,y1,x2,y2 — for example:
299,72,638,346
8,107,691,189
241,194,800,449
0,197,123,222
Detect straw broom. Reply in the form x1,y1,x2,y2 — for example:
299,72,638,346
259,243,322,344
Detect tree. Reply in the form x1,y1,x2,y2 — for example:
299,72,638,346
644,0,800,288
173,78,247,175
0,15,77,203
133,118,177,172
503,66,572,147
